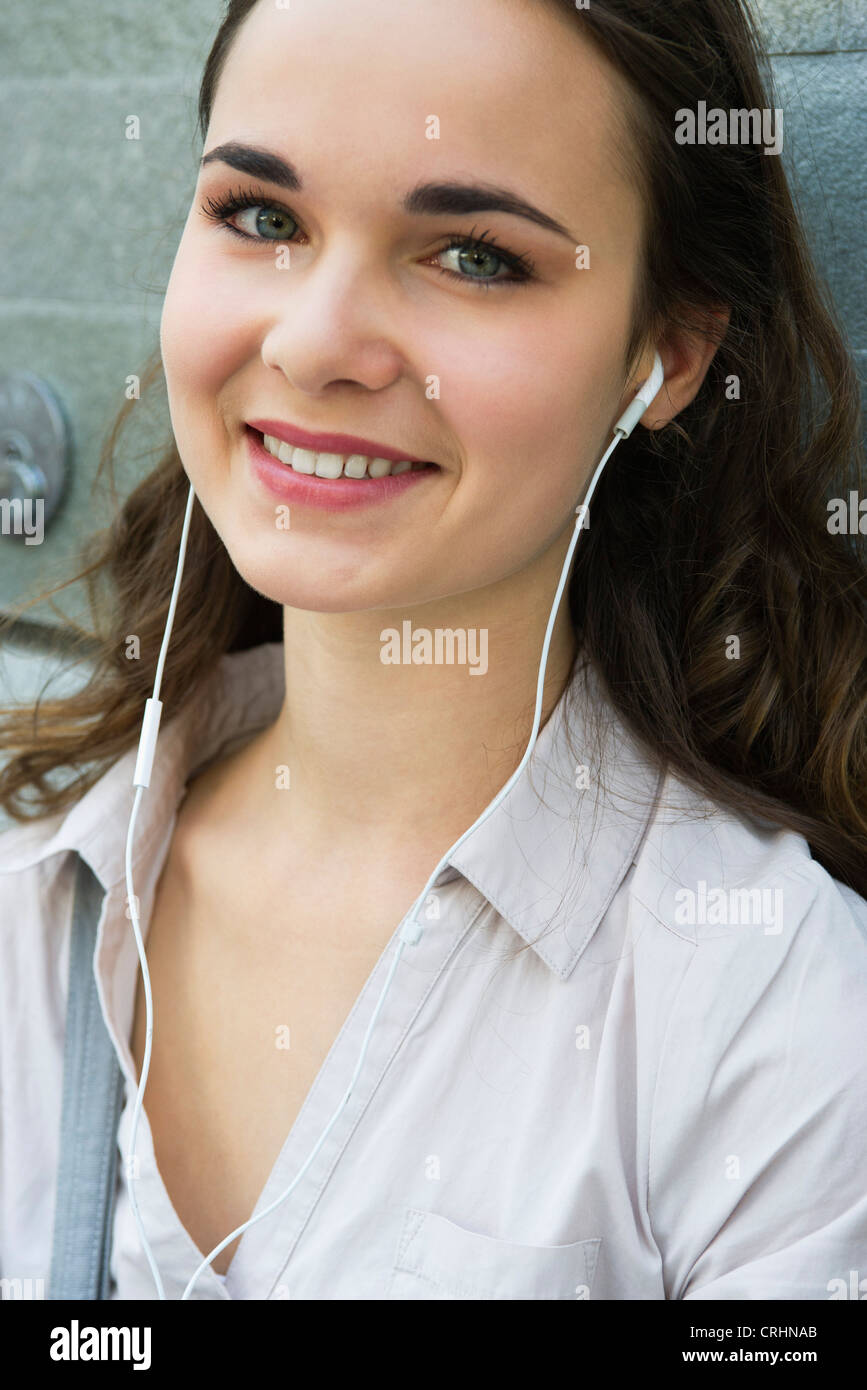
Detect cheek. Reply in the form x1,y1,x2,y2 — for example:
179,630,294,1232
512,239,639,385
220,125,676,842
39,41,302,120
433,307,619,510
408,297,630,591
160,236,252,421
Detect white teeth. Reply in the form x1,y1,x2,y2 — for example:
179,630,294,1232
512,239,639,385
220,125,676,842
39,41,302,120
261,434,426,478
289,446,316,475
314,452,344,479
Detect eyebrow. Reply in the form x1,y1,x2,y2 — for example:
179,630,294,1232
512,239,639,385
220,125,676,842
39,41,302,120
199,141,575,241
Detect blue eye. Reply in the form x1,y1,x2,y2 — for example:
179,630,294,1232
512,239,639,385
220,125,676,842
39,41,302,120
199,186,536,290
433,228,535,288
234,205,298,240
201,186,298,241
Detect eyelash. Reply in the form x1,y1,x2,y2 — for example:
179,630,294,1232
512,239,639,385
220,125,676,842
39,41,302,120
198,183,537,290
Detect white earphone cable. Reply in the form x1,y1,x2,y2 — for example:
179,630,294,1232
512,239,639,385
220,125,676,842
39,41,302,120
123,356,663,1299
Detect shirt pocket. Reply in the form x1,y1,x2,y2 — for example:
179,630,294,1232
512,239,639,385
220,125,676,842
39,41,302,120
387,1206,602,1300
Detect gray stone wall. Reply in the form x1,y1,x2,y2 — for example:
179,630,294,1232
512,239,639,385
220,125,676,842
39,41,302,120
756,0,867,419
0,0,864,718
0,1,223,632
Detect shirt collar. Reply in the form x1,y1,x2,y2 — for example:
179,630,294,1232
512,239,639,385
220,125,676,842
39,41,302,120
0,641,662,980
445,655,663,977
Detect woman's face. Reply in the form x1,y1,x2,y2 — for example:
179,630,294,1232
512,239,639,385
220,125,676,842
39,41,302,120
160,0,649,613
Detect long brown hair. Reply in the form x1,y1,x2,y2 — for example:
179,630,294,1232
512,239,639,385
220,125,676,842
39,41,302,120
1,0,865,895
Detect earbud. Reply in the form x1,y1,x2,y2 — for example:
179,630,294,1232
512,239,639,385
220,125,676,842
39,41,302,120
613,350,665,438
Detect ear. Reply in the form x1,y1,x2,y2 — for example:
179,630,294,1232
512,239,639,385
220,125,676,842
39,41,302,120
627,306,730,430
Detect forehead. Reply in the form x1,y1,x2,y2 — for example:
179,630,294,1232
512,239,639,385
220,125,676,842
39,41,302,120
206,0,642,245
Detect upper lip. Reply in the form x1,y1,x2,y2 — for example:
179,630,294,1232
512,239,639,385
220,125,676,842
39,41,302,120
247,418,431,465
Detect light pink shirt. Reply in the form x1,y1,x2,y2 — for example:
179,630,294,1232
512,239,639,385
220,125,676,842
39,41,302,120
1,640,865,1300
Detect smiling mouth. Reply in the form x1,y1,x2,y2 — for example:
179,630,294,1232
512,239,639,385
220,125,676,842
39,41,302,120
253,429,438,479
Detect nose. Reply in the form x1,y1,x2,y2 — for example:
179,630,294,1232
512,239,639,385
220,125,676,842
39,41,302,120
259,241,408,396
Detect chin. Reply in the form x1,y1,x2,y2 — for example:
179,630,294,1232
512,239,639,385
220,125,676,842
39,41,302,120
225,555,387,616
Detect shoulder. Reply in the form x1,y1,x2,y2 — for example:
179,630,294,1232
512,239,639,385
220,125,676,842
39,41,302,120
0,817,79,954
0,813,71,891
0,820,82,1061
626,767,867,1075
628,765,867,946
622,771,867,1298
0,807,99,1009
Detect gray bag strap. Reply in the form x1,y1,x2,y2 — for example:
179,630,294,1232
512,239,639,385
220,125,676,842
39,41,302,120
48,854,124,1300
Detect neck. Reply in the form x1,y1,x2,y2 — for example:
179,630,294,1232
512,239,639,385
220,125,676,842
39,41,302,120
210,530,578,868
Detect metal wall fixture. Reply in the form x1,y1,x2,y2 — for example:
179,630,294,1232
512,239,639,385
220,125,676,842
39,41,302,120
0,371,71,539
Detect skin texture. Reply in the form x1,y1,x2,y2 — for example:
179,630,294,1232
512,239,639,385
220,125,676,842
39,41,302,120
159,0,719,864
139,0,722,1276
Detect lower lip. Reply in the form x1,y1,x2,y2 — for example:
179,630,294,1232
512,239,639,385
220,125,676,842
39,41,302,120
246,427,439,512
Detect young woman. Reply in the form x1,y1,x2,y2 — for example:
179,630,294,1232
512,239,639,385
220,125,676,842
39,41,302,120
0,0,865,1302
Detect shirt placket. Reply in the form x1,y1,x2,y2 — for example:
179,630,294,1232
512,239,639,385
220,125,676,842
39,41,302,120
224,874,487,1300
94,878,233,1299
